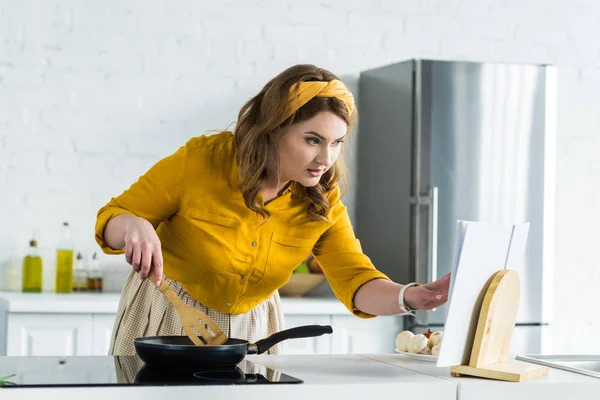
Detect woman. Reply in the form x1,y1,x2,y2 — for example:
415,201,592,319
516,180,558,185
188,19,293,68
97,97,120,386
95,64,450,356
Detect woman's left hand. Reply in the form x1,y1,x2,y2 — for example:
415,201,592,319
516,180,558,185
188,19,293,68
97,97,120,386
404,273,451,311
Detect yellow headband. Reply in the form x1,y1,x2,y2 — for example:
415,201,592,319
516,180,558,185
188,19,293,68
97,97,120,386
284,79,355,122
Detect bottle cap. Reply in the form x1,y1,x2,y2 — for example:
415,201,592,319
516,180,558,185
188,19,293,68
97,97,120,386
30,240,38,247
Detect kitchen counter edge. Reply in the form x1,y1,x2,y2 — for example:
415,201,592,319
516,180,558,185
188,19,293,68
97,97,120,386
0,291,351,315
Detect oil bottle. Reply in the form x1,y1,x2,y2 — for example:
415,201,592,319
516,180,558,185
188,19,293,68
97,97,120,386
87,252,103,292
22,238,42,292
72,252,88,292
55,222,74,293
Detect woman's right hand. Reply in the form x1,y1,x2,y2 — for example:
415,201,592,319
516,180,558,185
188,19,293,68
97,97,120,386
123,216,163,287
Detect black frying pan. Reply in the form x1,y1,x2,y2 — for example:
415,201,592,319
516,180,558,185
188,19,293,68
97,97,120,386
134,324,333,370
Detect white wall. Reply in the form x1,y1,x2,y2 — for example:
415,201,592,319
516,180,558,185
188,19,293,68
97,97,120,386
1,0,598,353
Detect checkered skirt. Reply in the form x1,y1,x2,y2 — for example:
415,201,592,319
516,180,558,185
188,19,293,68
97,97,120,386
108,270,285,356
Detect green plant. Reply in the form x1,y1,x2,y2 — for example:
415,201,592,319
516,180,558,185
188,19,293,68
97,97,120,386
293,261,310,274
0,374,16,386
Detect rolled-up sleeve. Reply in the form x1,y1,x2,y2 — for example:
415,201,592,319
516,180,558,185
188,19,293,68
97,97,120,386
312,203,391,319
94,144,188,254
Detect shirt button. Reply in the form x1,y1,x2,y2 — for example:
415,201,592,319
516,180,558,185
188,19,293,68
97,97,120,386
251,241,257,247
241,274,246,280
226,301,232,307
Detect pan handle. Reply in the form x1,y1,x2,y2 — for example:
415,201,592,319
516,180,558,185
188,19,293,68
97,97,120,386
250,325,333,355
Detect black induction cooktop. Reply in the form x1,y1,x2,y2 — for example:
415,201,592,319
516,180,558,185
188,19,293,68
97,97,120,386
0,355,303,387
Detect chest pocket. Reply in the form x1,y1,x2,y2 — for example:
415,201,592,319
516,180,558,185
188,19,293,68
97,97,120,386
179,208,239,272
259,232,316,287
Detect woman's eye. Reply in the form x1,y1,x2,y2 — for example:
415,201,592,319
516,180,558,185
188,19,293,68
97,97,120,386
306,138,319,145
333,140,344,146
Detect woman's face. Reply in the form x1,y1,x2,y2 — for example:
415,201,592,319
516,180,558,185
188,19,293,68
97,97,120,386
275,111,348,188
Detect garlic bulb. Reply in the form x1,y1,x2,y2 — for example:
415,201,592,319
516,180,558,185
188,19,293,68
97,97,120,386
409,334,428,354
431,344,441,356
395,330,414,352
428,331,443,348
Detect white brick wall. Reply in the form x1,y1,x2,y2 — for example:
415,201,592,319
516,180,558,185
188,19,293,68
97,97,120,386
1,0,598,353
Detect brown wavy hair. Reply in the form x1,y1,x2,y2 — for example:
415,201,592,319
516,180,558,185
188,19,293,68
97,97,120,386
233,64,357,222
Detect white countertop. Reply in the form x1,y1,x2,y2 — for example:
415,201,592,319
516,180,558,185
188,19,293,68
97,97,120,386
0,291,351,315
0,354,455,400
1,353,599,400
362,353,600,399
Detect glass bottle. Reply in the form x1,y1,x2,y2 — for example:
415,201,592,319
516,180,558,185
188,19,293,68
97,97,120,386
55,222,74,293
87,252,103,293
72,252,88,292
22,238,43,292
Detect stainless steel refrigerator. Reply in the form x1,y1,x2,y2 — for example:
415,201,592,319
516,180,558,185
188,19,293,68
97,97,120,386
355,59,555,355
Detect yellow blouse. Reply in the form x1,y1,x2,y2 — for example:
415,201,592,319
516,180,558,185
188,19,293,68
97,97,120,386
95,131,391,318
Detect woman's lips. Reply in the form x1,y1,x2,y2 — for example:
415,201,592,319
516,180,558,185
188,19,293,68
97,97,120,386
307,169,323,177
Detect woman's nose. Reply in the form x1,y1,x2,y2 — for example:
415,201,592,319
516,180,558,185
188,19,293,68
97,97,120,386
316,147,332,166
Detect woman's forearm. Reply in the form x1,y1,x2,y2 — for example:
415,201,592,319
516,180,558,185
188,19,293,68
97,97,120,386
353,279,406,316
103,214,140,250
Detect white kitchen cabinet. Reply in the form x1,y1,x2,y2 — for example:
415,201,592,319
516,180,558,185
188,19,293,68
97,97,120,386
330,315,402,354
91,314,116,356
7,313,93,356
0,292,403,357
282,315,332,354
0,292,121,356
5,313,116,356
283,314,403,355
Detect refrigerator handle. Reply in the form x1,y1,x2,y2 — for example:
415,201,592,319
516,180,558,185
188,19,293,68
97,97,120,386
428,186,439,283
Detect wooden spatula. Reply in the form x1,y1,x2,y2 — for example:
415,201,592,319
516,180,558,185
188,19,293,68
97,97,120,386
147,270,228,346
